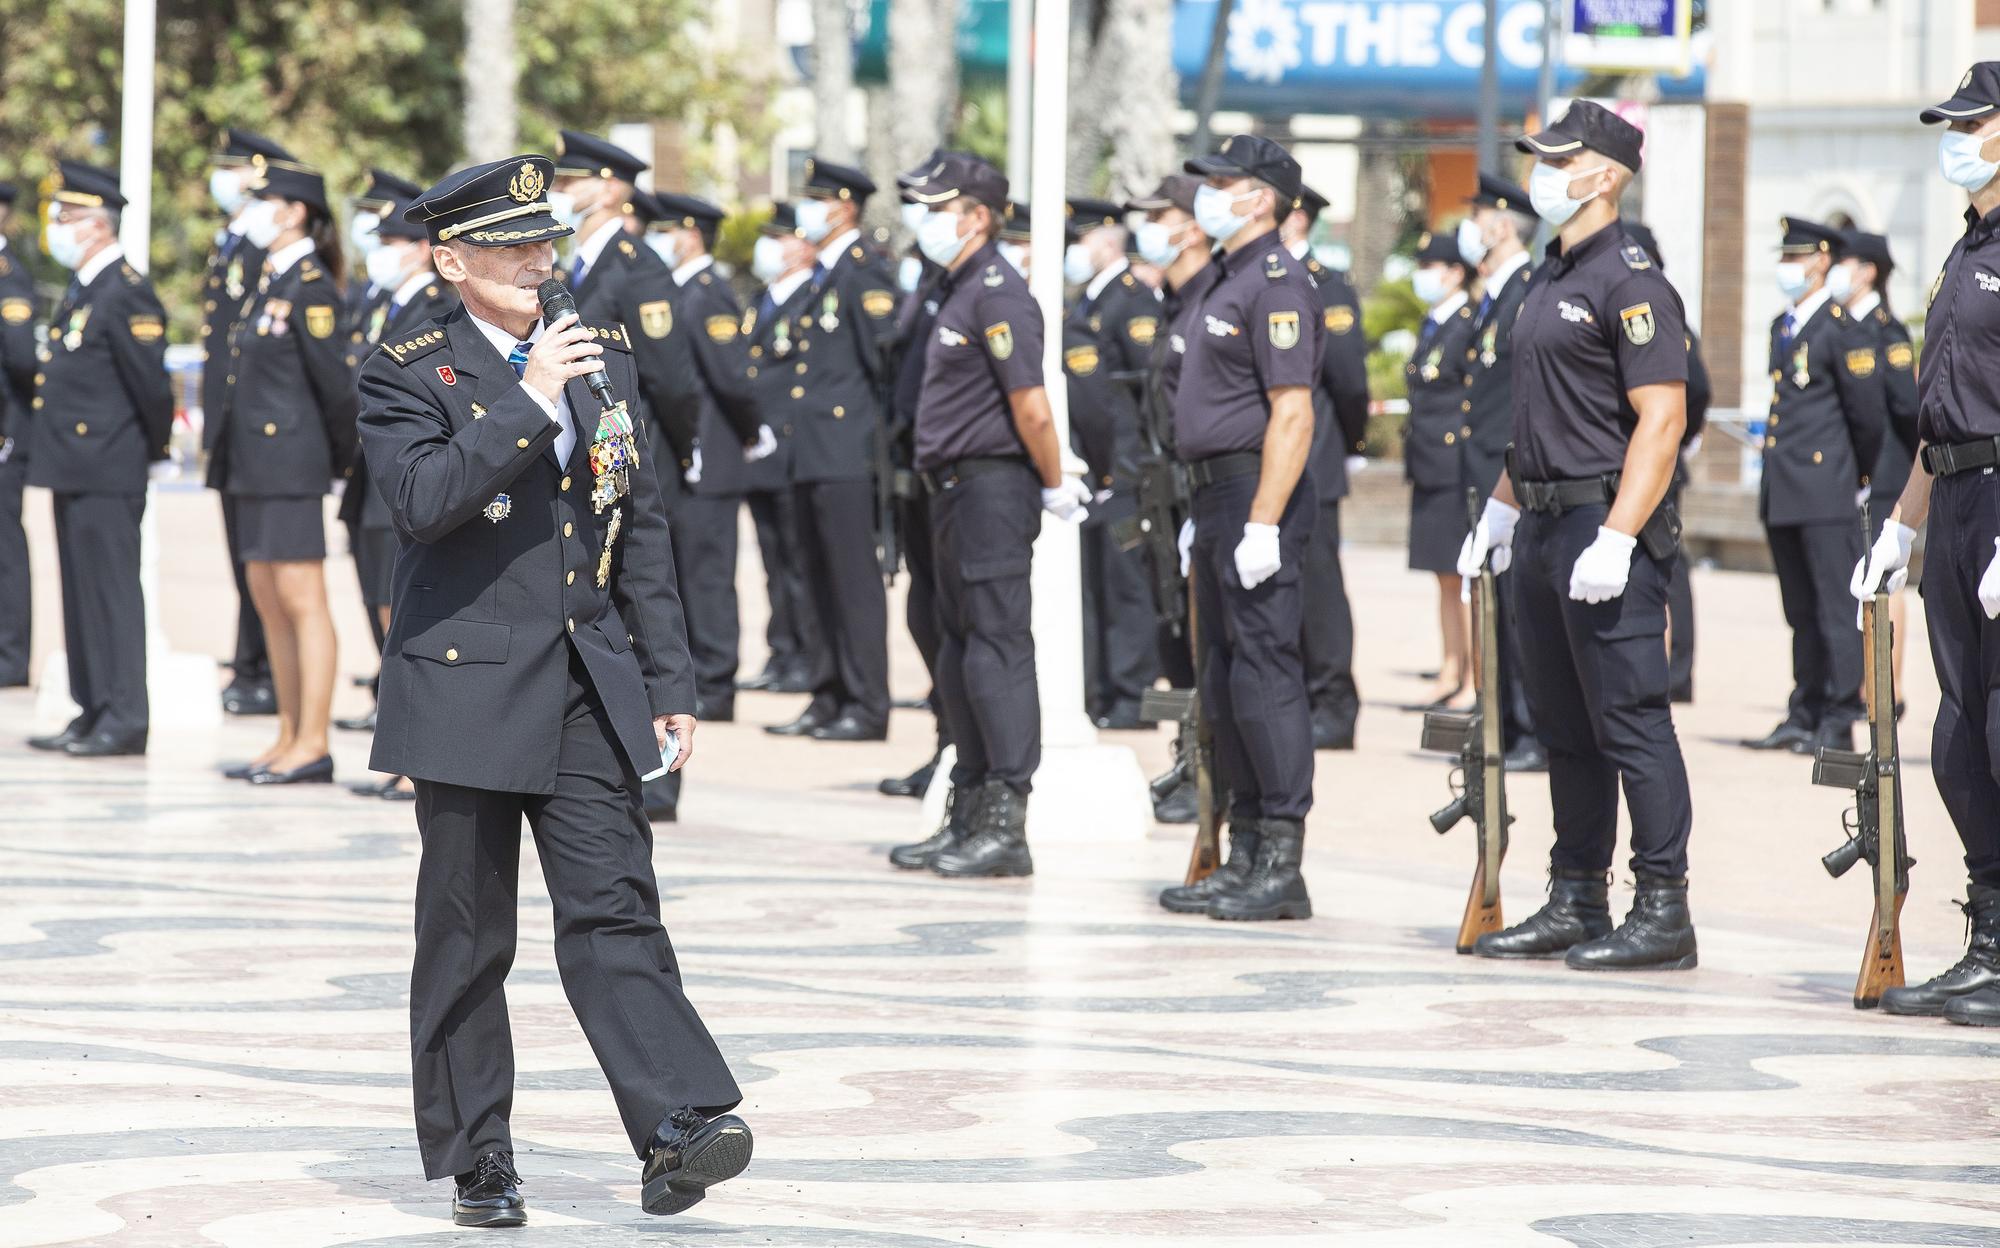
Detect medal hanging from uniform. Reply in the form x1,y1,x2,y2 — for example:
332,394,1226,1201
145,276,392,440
587,401,641,588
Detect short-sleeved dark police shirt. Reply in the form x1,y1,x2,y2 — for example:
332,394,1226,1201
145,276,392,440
1511,222,1688,481
1918,204,2000,445
914,238,1047,472
1173,232,1324,461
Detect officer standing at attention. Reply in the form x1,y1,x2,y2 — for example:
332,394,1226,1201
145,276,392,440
1402,230,1478,711
1456,173,1545,768
1457,101,1697,969
1161,134,1324,922
358,156,750,1224
22,162,174,757
342,169,423,335
1281,184,1367,751
1062,195,1162,730
0,181,37,688
1741,218,1886,756
204,129,295,718
764,157,898,742
886,153,1091,876
1853,63,2000,1025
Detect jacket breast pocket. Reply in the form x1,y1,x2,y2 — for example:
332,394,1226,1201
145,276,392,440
401,615,510,666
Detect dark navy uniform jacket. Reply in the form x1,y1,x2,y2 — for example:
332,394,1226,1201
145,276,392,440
1918,204,2000,445
1402,296,1478,492
341,275,457,531
913,239,1045,473
1510,223,1688,482
213,249,359,497
1461,257,1535,497
357,305,693,793
790,234,901,484
1062,262,1160,511
677,262,762,498
0,247,36,455
1173,234,1324,462
570,227,698,467
26,254,173,496
1852,300,1919,501
1302,254,1369,505
199,230,264,478
743,272,819,493
1760,294,1887,526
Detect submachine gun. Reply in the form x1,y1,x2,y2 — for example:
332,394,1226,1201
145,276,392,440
1811,505,1913,1009
1420,487,1510,952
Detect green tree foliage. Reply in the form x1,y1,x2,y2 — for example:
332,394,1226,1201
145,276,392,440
0,0,757,336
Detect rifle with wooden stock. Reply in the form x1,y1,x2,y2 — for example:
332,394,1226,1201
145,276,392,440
1812,506,1913,1009
1421,488,1509,951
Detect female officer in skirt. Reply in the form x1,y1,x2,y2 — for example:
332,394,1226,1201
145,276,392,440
213,157,358,784
1401,230,1477,708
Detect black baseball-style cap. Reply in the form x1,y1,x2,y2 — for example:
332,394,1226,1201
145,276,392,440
1468,172,1531,213
1125,174,1200,216
1296,184,1329,222
1839,229,1896,274
553,130,649,183
801,156,876,202
1413,229,1468,270
50,161,125,211
248,156,331,216
354,169,421,215
1185,133,1303,207
404,155,570,248
1778,215,1840,255
904,152,1008,214
213,128,294,168
1922,63,2000,124
1516,100,1645,172
1066,196,1125,242
1000,201,1031,243
1623,222,1665,270
760,202,800,237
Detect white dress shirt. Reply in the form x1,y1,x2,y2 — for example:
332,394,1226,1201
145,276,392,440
571,218,626,286
817,227,860,272
1085,256,1129,303
76,243,127,289
764,265,814,311
672,254,714,287
467,312,576,466
263,236,315,279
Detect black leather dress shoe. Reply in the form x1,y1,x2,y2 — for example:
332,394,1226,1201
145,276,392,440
1311,715,1356,751
1503,737,1549,773
1152,776,1198,824
697,701,735,723
892,694,933,712
878,753,939,798
1798,720,1854,756
453,1151,526,1228
334,707,377,732
641,1109,753,1216
249,755,335,785
64,730,146,757
381,783,417,802
220,760,270,780
1093,704,1147,731
810,715,888,742
1742,720,1813,751
764,708,829,737
348,776,396,797
770,665,816,694
28,720,90,752
736,667,782,692
221,679,277,716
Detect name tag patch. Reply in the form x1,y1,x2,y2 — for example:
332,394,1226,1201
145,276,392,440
1205,315,1240,337
1559,300,1594,324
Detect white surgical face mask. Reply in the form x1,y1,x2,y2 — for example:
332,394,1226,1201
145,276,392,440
751,235,786,283
795,198,832,242
1135,220,1183,268
1411,265,1450,307
548,189,583,230
647,232,681,269
1193,183,1254,242
901,202,929,232
1529,163,1605,227
1456,217,1490,266
1062,241,1095,285
364,241,409,291
1825,261,1856,303
1940,129,2000,191
1000,240,1029,276
1775,261,1811,301
211,169,246,215
916,210,969,268
240,198,284,249
897,254,923,292
45,221,85,270
349,210,382,257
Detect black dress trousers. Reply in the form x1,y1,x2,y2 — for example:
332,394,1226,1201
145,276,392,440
1768,521,1865,733
899,487,950,750
747,486,822,678
1300,500,1358,730
1511,504,1693,879
1190,470,1316,822
930,462,1042,793
220,495,270,680
53,492,149,740
672,491,744,715
409,649,741,1181
795,479,891,726
0,454,28,683
1922,471,2000,889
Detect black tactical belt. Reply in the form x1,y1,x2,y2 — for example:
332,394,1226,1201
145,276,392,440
1185,451,1263,489
1516,475,1618,514
1922,437,2000,478
918,455,1030,496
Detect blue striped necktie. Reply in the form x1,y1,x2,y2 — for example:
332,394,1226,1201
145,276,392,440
569,255,586,287
508,341,531,378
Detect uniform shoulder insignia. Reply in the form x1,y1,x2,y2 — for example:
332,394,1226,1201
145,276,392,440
588,321,633,351
1887,341,1915,370
861,288,895,317
1873,307,1890,324
0,297,30,325
1830,303,1842,318
1120,272,1134,287
1620,243,1651,271
1263,252,1287,278
426,285,439,298
983,265,1004,287
381,328,449,365
298,263,323,283
851,245,864,261
697,271,713,285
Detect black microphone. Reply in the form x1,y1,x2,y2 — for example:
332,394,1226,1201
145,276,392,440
536,277,618,411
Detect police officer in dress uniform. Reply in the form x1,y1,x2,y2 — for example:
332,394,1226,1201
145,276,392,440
1457,101,1698,970
1853,63,2000,1025
344,198,456,799
1457,173,1545,768
357,156,751,1225
343,169,424,340
211,155,357,786
1062,195,1162,730
22,162,173,757
885,153,1092,877
1741,217,1887,757
204,128,296,717
1283,184,1367,751
0,181,37,688
763,157,898,742
1153,134,1324,922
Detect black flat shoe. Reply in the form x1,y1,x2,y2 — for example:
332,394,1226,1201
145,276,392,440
347,776,396,796
221,680,277,716
453,1151,526,1228
28,720,90,752
764,708,829,737
249,755,335,785
380,784,417,802
809,714,888,742
333,707,377,732
64,730,146,758
1092,706,1147,731
1742,720,1812,751
220,760,271,780
641,1109,753,1216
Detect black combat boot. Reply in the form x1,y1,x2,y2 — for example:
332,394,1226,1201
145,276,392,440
1473,868,1611,959
887,784,980,870
1158,820,1262,914
1208,819,1312,921
1882,883,2000,1016
932,782,1032,877
1565,874,1697,970
1944,986,2000,1026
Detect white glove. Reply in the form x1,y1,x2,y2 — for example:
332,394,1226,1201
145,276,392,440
743,424,778,462
1851,520,1916,599
1982,538,2000,620
1093,487,1114,506
684,446,704,485
1177,517,1194,577
1855,485,1871,510
1456,496,1520,601
1568,526,1637,603
1234,522,1282,590
0,435,13,464
1344,454,1367,478
1041,477,1091,524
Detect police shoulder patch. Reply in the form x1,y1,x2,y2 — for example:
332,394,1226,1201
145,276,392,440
305,304,335,339
0,298,30,325
382,328,449,365
705,314,738,343
1268,310,1300,349
862,288,895,318
1620,244,1651,271
1619,302,1656,345
1326,305,1356,335
128,314,164,343
984,321,1015,360
1064,344,1099,375
1127,316,1157,345
1887,341,1915,370
1845,347,1877,377
638,299,673,339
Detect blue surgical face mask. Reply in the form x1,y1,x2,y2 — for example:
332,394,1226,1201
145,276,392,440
349,210,382,257
45,220,85,270
548,189,584,231
916,210,968,268
1000,241,1029,277
1939,129,2000,191
1135,220,1184,268
1456,217,1490,266
795,198,833,242
1411,265,1450,307
1193,183,1254,242
211,169,246,215
1529,162,1606,227
752,235,787,283
1825,261,1856,303
365,241,409,290
240,198,283,250
897,254,923,291
901,202,928,232
1775,260,1811,301
647,232,681,269
1062,242,1095,285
